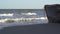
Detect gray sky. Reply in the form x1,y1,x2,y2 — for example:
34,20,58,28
0,0,60,9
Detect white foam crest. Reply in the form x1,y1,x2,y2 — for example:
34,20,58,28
0,13,14,16
21,12,37,15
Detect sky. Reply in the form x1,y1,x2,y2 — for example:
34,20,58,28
0,0,60,9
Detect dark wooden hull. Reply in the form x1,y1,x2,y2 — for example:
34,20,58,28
44,4,60,23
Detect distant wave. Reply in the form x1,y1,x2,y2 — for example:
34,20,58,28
0,12,37,16
0,13,14,16
21,12,37,15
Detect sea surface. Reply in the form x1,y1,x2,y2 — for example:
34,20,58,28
0,9,48,29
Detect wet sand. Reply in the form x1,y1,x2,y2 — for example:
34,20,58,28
0,23,60,34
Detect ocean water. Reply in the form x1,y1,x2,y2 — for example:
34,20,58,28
0,9,48,29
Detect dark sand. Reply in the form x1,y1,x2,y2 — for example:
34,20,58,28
0,23,60,34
